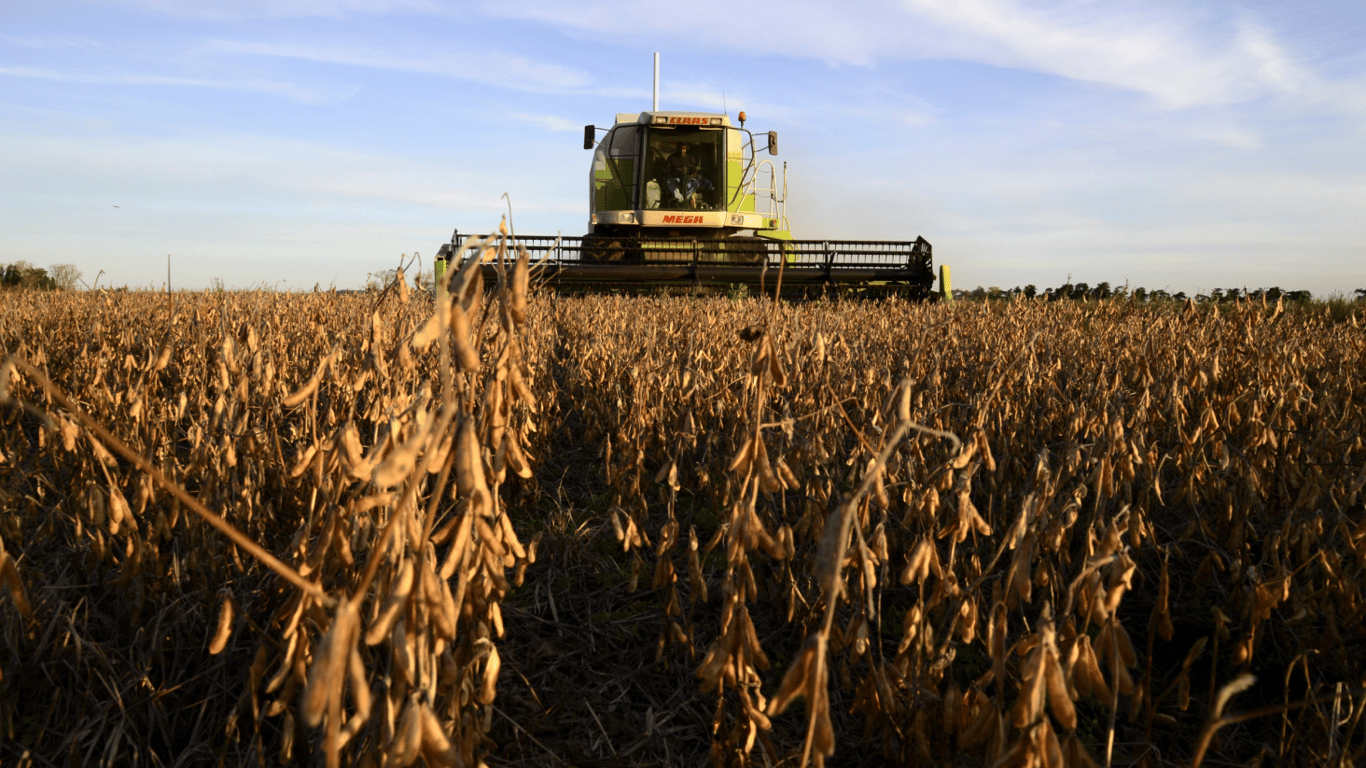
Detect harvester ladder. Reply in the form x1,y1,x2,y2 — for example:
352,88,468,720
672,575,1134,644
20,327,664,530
750,159,789,231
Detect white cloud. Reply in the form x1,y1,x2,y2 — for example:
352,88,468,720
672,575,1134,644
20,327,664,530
95,0,443,20
479,0,907,67
1189,126,1262,150
0,35,111,52
0,65,347,102
1,129,550,212
203,39,594,93
507,113,579,132
69,0,1357,112
0,126,583,288
899,111,934,127
900,0,1315,108
477,0,1334,110
199,39,804,109
655,83,796,123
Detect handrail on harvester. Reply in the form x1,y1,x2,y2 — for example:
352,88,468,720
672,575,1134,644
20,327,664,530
747,159,790,233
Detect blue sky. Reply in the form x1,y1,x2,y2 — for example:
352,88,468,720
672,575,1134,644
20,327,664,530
2,0,1363,295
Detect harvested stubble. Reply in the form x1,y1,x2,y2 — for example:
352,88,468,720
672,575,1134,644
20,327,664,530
2,265,1365,768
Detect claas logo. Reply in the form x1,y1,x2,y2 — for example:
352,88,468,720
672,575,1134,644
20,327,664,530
668,117,709,125
662,215,703,224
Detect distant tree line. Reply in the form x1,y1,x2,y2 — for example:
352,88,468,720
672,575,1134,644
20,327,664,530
1,261,83,291
955,282,1364,304
365,266,434,292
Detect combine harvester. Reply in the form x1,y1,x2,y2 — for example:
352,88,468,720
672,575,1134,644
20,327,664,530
437,56,938,298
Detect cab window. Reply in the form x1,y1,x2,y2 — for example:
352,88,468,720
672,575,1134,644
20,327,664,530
593,125,642,211
643,127,723,211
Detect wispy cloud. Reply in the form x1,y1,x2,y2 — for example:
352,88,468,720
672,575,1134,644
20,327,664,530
1,126,579,215
654,83,796,123
0,35,112,52
900,0,1314,108
479,0,907,67
478,0,1333,110
0,65,348,102
78,0,1350,111
507,112,579,132
203,39,594,93
94,0,443,21
1188,126,1262,151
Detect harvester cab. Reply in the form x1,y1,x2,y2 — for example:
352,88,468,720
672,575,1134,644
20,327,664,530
583,111,788,243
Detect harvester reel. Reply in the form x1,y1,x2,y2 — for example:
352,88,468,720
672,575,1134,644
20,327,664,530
581,236,630,263
722,237,767,265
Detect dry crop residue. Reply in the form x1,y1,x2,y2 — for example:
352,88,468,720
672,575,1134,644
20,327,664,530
2,269,1364,767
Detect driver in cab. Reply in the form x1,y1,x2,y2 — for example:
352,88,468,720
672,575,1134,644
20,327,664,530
664,142,712,208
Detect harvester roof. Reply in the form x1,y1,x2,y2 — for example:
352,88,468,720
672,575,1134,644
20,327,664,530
615,111,734,127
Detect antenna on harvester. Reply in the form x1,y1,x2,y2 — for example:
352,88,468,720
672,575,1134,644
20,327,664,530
653,52,659,111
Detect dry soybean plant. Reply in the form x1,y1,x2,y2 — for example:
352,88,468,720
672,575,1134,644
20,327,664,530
1,221,542,767
2,280,1365,768
532,293,1365,767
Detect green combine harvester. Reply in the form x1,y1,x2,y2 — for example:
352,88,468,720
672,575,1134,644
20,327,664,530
437,58,937,297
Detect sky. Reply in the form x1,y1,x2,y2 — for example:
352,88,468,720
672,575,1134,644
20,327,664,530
2,0,1364,295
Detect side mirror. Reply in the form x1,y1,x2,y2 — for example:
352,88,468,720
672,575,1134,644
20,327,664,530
767,131,778,155
583,125,595,150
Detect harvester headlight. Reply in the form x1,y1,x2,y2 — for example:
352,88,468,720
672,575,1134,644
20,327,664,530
709,117,722,126
653,116,668,124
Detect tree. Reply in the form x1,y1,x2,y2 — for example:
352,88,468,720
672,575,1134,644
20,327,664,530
1,261,56,290
365,266,431,293
49,263,82,291
365,268,401,292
